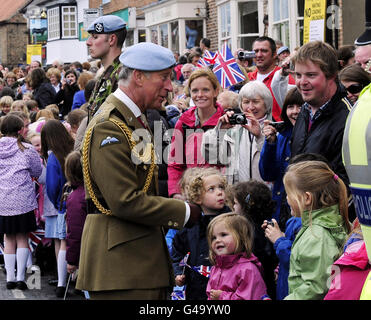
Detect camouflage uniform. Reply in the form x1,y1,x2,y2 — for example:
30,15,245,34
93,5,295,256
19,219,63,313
87,56,122,123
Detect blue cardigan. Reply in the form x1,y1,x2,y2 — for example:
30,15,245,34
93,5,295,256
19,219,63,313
259,127,292,225
46,152,67,213
72,90,86,110
273,217,302,300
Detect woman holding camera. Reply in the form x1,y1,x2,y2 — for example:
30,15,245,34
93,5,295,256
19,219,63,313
54,69,80,119
167,68,224,199
259,87,303,230
202,80,272,185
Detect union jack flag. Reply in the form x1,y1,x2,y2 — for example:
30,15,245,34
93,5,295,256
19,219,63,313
28,229,45,253
203,50,218,65
197,50,218,69
191,265,212,278
171,285,186,300
213,43,246,89
196,57,210,69
179,252,190,267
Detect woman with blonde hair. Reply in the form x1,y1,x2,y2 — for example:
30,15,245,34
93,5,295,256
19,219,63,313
167,68,224,199
46,67,62,93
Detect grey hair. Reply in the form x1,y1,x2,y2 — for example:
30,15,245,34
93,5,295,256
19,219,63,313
181,63,196,73
238,81,273,119
118,66,152,86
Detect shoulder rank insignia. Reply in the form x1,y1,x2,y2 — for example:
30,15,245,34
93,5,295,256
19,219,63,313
100,136,120,147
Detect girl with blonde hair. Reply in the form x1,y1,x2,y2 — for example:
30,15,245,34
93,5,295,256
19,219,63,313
171,167,228,300
206,213,268,300
283,160,351,300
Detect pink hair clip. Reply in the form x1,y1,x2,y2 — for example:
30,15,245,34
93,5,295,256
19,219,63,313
333,174,339,181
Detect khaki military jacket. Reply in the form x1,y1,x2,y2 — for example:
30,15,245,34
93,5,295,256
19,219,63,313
76,94,186,292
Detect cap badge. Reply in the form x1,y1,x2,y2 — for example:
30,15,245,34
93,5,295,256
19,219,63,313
95,23,104,33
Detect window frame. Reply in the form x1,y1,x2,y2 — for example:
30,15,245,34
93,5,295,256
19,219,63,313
61,6,78,39
47,5,78,41
47,7,60,41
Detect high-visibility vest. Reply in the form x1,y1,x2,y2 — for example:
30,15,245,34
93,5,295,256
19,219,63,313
342,83,371,300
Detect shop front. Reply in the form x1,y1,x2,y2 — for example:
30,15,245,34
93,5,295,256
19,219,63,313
141,0,207,54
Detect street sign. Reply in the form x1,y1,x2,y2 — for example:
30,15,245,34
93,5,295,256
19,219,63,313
83,8,102,30
303,0,327,43
27,44,42,64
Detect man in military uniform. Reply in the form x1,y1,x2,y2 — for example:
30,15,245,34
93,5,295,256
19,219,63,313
76,42,201,300
74,15,127,150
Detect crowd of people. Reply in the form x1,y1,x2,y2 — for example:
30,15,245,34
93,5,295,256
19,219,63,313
0,10,370,301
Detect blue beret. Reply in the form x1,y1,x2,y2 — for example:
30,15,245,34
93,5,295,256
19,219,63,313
119,42,176,71
87,15,126,34
277,46,290,55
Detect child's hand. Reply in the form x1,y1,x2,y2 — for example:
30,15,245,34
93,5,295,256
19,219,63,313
264,219,285,244
67,264,77,274
175,274,186,286
210,289,223,300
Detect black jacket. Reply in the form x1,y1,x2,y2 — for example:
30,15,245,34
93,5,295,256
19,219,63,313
171,214,215,300
290,86,352,186
33,82,56,109
55,83,79,117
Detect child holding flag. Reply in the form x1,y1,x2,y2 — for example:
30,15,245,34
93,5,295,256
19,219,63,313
206,213,268,300
171,167,229,300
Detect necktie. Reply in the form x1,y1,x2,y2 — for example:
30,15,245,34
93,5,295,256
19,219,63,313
137,115,147,129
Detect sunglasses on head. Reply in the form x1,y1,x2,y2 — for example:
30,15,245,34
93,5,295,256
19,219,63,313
345,83,364,94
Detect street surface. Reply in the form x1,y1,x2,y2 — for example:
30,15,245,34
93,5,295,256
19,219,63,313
0,263,84,300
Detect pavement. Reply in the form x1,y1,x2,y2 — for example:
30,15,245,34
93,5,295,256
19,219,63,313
0,263,85,300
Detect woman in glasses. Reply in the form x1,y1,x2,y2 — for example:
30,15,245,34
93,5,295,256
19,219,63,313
339,64,371,105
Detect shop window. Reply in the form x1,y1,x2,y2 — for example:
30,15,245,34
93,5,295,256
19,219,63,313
238,1,259,50
297,0,304,46
220,2,231,45
139,29,146,43
272,0,290,45
171,21,179,53
126,30,134,47
150,26,158,44
160,23,169,48
185,20,203,49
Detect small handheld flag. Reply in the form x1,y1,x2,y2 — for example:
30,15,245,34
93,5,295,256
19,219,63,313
213,43,246,89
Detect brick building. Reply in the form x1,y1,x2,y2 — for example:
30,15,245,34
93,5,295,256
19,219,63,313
0,0,28,68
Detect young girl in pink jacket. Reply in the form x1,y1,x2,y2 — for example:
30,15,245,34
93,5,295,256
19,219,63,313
206,213,268,300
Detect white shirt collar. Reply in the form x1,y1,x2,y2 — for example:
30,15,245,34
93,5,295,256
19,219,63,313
113,88,142,118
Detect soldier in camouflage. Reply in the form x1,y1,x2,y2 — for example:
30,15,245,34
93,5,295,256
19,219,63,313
86,15,127,122
74,15,127,150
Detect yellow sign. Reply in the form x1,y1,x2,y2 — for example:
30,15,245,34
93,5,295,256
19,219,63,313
27,44,42,64
303,0,327,44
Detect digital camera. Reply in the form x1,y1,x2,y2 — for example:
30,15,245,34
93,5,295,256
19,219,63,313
266,220,275,227
270,121,285,132
229,113,247,125
237,50,256,60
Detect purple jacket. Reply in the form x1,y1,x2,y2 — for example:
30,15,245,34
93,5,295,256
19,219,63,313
0,137,42,216
206,252,268,300
66,184,87,266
